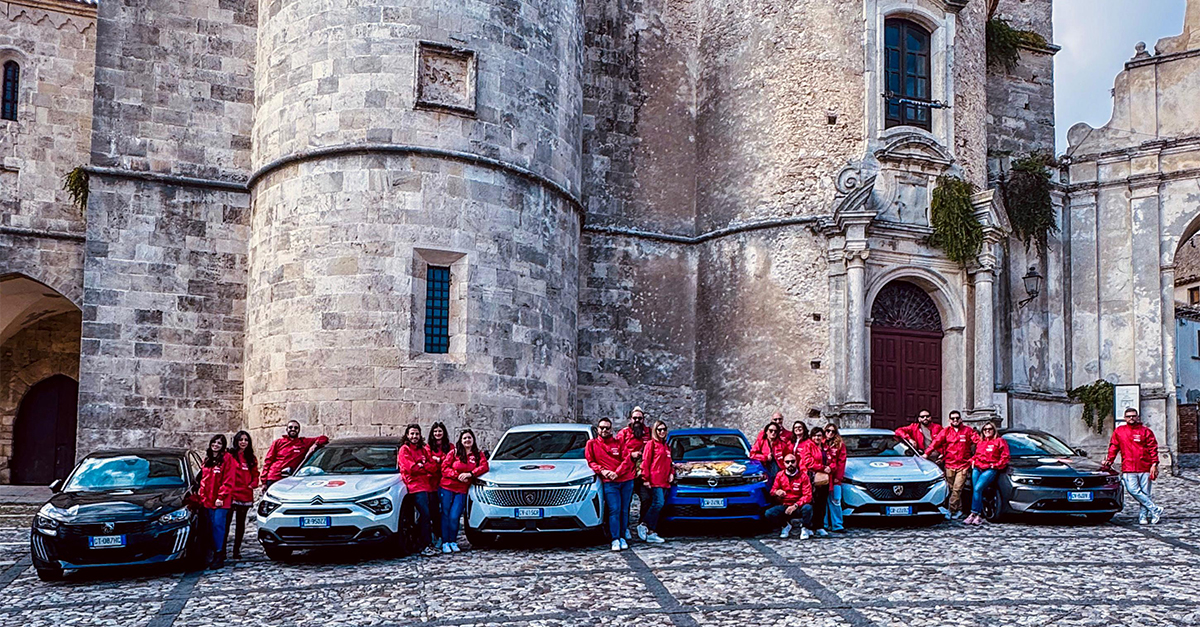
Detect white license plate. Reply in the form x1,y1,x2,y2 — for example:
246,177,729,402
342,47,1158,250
300,516,331,528
516,508,542,519
700,498,726,509
1067,491,1093,502
88,535,126,548
885,506,913,516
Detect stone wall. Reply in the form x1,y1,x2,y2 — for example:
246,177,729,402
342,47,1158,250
0,310,81,482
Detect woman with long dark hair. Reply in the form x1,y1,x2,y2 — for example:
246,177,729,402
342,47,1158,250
427,423,452,549
199,434,236,568
439,429,488,552
640,420,673,544
750,422,787,486
224,430,258,559
398,424,438,556
806,428,830,537
822,424,847,534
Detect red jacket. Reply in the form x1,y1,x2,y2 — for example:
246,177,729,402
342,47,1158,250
771,469,813,507
972,436,1010,470
440,448,489,493
926,425,980,470
641,439,673,488
750,436,791,466
398,443,439,493
585,436,635,483
1105,424,1160,473
794,439,824,472
428,444,453,477
261,435,329,482
824,442,847,484
895,422,943,453
199,452,236,509
757,428,795,446
229,450,259,504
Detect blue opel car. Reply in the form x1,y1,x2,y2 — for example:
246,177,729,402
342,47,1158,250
662,428,771,526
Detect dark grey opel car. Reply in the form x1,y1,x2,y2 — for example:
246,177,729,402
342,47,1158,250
980,429,1123,523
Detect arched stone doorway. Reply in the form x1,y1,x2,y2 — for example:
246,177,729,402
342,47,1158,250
869,280,943,430
11,375,78,484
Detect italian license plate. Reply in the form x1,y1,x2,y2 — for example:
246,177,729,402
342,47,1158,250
300,516,331,528
516,508,542,519
88,535,126,548
1068,491,1093,502
700,498,726,509
885,506,913,516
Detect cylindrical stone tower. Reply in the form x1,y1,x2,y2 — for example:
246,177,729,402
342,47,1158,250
246,0,583,446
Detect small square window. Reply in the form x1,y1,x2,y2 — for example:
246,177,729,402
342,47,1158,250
423,266,451,354
1189,287,1199,305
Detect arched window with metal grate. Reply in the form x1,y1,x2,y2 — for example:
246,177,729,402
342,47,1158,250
1,60,19,121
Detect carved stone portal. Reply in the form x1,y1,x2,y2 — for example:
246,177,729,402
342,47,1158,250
416,42,476,115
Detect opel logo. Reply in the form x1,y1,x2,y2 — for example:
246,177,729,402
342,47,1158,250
707,478,719,488
1074,478,1085,489
523,492,536,505
101,522,115,534
310,495,324,505
892,485,904,497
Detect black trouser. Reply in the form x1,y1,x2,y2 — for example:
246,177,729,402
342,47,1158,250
634,478,651,526
809,473,828,530
223,503,251,557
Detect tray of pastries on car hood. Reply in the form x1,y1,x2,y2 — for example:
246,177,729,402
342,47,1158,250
674,461,747,477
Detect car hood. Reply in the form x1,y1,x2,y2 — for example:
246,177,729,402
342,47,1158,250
46,487,189,522
266,473,402,502
1008,455,1113,476
674,459,765,477
479,460,593,486
844,455,943,482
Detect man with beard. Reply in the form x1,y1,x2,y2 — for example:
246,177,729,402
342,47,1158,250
617,407,650,541
1102,408,1164,524
894,409,942,455
260,420,329,488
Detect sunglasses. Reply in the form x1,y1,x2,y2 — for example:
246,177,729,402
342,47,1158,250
655,426,667,432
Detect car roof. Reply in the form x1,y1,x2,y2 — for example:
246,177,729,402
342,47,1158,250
839,428,897,436
668,428,746,438
87,448,191,458
503,423,593,434
326,437,403,446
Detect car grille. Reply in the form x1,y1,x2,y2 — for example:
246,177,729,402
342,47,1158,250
276,526,360,542
676,475,763,487
281,508,354,516
1027,476,1111,489
863,480,938,501
478,487,588,507
61,521,153,536
31,534,51,562
480,516,586,531
675,491,754,499
670,503,763,518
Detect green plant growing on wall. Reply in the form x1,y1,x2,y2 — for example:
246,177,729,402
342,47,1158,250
1068,379,1115,435
927,176,983,267
63,166,89,214
1002,152,1059,251
987,18,1048,72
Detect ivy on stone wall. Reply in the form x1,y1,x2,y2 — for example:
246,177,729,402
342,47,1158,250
1068,379,1114,435
927,176,983,267
63,166,89,215
1002,152,1059,251
987,18,1048,72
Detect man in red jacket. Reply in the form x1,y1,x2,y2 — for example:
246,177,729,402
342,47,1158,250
894,409,942,454
924,410,978,520
1102,408,1163,524
765,454,813,540
755,412,793,445
261,421,329,487
585,417,636,551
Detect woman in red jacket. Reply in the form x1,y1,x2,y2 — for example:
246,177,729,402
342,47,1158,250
965,422,1010,526
439,429,488,553
640,420,673,544
199,434,236,569
822,424,848,534
398,424,439,556
427,422,452,550
224,430,258,559
750,422,788,488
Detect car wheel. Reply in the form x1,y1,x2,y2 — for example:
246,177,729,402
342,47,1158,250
262,545,292,561
36,567,64,582
397,497,422,555
464,527,498,550
981,488,1007,523
1085,512,1115,524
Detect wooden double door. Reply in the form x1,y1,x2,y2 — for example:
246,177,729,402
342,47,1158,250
868,280,943,431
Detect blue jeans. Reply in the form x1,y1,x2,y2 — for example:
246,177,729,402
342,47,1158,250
765,503,813,529
642,487,667,531
971,468,1000,514
205,508,229,556
411,491,433,547
439,489,468,544
1121,472,1158,516
825,484,844,531
602,480,634,540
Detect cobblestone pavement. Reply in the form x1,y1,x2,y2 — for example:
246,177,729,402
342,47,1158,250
3,474,1200,627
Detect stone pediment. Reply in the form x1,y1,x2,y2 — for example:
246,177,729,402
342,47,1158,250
874,132,954,172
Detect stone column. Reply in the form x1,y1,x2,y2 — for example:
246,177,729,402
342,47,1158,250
970,248,999,423
846,248,870,407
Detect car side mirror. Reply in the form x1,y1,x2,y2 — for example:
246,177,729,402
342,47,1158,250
281,468,293,478
1073,447,1088,457
49,479,63,493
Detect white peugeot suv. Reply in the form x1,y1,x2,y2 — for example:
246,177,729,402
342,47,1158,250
256,437,415,560
465,423,604,547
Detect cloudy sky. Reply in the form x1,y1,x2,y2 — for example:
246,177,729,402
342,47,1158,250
1053,0,1187,153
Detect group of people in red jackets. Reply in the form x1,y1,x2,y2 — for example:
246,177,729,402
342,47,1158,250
750,413,848,539
397,422,490,556
584,407,674,551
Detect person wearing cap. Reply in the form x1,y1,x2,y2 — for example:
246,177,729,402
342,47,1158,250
923,410,978,520
1101,407,1164,524
894,409,942,454
765,453,813,539
618,406,650,541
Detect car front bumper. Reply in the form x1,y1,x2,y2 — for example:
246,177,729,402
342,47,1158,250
467,483,604,533
841,480,949,517
664,482,770,521
257,501,399,548
1005,484,1124,515
30,523,193,571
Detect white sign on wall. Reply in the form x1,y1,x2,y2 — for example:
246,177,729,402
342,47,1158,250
1114,384,1140,419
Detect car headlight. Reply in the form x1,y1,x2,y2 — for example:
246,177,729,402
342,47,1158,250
1105,474,1120,485
258,499,281,517
1011,475,1040,485
358,497,393,515
158,508,190,525
842,477,864,487
34,515,60,536
744,473,767,483
566,476,596,487
473,477,496,487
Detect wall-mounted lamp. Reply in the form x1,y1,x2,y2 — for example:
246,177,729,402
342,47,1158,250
1018,266,1042,309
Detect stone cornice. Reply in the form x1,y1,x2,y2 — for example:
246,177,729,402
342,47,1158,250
0,225,86,242
1063,166,1200,194
7,0,97,19
585,215,827,245
1126,47,1200,71
1064,134,1200,165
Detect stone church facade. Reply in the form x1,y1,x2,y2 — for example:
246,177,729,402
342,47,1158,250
3,0,1190,482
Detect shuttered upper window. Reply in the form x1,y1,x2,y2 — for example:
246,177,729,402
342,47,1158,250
884,19,932,131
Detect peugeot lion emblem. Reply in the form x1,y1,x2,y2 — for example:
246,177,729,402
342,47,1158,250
707,478,719,488
1074,478,1086,489
523,492,536,505
101,522,115,534
892,485,904,496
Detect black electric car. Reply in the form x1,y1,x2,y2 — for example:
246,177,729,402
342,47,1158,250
30,448,204,581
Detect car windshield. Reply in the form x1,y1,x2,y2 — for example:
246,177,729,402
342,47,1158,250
1003,432,1077,457
669,434,750,461
843,434,917,458
493,431,589,460
296,445,399,475
64,454,188,492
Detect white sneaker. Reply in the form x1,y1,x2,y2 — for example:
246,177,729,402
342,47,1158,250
611,539,622,551
441,543,453,554
799,528,812,540
951,511,964,520
619,538,629,550
779,523,792,539
450,542,461,553
637,524,648,541
646,532,665,544
1151,506,1164,524
1139,513,1149,525
624,529,632,540
815,528,830,538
